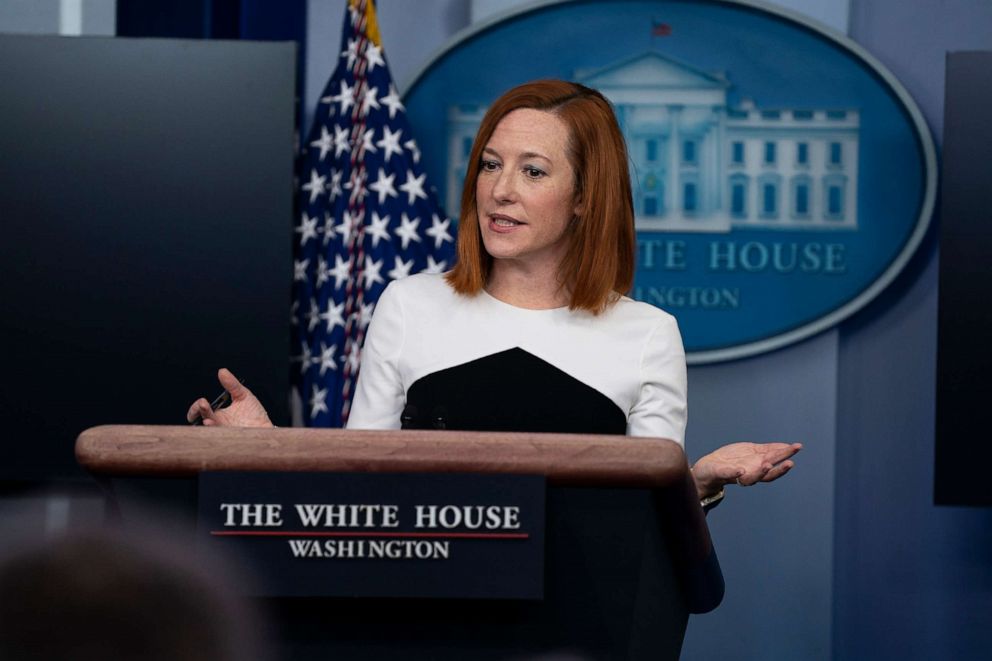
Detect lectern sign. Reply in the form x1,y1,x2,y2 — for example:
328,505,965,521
197,472,545,599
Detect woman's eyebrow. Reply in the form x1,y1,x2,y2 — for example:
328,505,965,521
482,146,551,162
520,151,551,162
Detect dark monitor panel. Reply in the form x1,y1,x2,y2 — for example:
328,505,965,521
934,51,992,506
0,35,296,480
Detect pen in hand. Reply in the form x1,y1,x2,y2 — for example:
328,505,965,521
190,379,244,426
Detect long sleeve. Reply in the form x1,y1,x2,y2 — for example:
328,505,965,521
346,281,407,429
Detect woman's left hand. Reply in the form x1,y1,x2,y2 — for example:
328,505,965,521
691,442,802,500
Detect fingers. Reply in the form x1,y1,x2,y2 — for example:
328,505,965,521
738,456,797,487
187,397,214,424
189,369,251,426
217,367,250,401
760,460,794,483
759,442,803,463
737,467,766,487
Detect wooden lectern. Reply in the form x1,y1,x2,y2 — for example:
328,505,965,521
77,425,723,661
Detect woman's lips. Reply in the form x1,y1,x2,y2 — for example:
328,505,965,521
488,214,524,232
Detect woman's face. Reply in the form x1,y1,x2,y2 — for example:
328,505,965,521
475,108,581,271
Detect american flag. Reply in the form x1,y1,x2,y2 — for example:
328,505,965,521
291,0,455,427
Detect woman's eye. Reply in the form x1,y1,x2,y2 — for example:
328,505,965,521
480,159,500,172
524,167,546,179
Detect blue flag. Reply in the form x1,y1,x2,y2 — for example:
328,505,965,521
291,0,455,426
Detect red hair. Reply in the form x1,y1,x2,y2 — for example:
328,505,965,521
445,80,635,314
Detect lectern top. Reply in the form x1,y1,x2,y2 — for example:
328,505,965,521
75,425,687,488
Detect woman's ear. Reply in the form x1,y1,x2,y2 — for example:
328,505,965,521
573,193,584,219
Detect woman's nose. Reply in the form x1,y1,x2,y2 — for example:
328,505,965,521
490,170,515,203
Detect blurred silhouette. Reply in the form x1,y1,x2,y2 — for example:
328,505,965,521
0,521,271,661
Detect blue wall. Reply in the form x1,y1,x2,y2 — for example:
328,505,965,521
836,1,992,659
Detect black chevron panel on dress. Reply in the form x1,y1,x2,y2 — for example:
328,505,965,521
404,347,626,434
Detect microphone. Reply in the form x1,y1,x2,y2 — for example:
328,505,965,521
399,403,450,429
431,406,448,430
400,404,419,429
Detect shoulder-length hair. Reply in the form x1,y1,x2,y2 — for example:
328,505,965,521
444,80,635,314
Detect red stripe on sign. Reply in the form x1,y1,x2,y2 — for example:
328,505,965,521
210,531,530,539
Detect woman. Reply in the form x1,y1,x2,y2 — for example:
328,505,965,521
188,80,800,504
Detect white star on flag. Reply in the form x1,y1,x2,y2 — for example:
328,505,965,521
341,38,359,69
329,79,355,115
364,43,385,71
335,210,360,245
381,84,404,119
310,126,334,161
298,341,313,375
362,256,384,290
344,341,362,374
296,213,319,247
425,255,447,274
425,214,453,249
333,124,351,158
377,126,403,162
359,128,378,156
310,385,330,417
293,259,310,282
345,170,368,205
320,300,346,332
328,255,351,290
302,169,326,204
326,168,343,201
321,212,336,246
399,170,427,205
361,85,381,116
388,256,413,280
305,298,321,332
368,168,397,205
358,302,376,329
404,138,421,164
366,211,391,247
314,343,337,377
394,213,422,250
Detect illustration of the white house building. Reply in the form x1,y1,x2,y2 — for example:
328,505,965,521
446,52,859,233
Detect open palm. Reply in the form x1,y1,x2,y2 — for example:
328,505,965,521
691,442,802,499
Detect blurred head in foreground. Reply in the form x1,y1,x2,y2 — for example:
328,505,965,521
0,525,269,661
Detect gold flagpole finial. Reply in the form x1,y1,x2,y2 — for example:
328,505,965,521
348,0,382,47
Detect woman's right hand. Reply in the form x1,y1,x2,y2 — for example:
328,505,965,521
186,368,274,428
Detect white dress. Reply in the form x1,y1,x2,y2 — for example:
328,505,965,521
347,273,687,444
